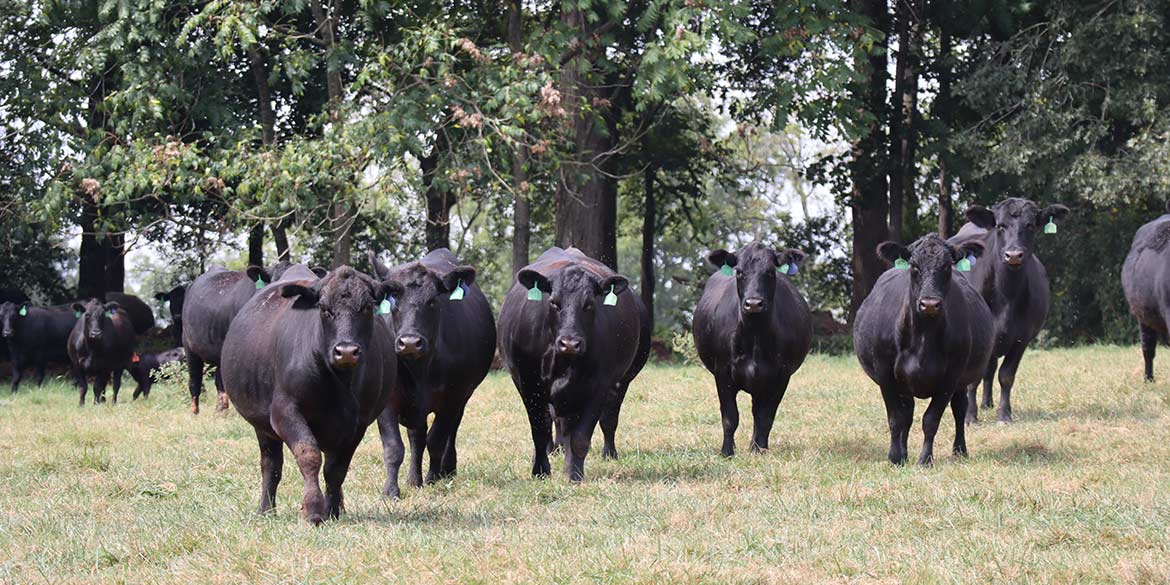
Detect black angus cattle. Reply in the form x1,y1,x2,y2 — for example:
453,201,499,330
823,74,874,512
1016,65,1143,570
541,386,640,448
949,197,1069,423
692,242,813,456
854,235,994,465
104,292,155,335
368,249,496,497
0,301,77,392
127,347,185,400
155,285,186,343
0,289,26,363
1122,201,1170,381
221,265,399,525
497,247,651,482
67,299,142,405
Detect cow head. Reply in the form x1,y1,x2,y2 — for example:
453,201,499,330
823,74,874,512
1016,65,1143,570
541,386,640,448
707,242,806,318
878,234,985,318
379,262,476,361
517,265,628,359
966,198,1069,269
154,285,186,324
245,265,274,288
72,299,122,340
280,266,403,371
0,301,22,338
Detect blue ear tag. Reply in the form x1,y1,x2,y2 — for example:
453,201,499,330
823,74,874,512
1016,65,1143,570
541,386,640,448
603,285,618,306
894,258,910,270
956,257,972,272
18,305,27,316
449,280,465,301
527,284,542,301
967,253,977,267
719,263,733,276
378,297,393,315
1044,217,1057,234
255,277,265,289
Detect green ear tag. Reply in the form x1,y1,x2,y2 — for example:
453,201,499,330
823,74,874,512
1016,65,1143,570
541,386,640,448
956,257,972,272
603,285,618,306
255,277,266,289
75,311,81,318
18,305,27,316
778,263,789,275
720,263,733,276
1044,217,1057,234
449,280,465,301
894,258,910,270
527,284,542,301
378,298,392,315
104,310,113,318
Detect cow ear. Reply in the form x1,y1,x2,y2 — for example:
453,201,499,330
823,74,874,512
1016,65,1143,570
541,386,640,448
877,241,911,265
707,249,737,269
952,241,986,263
310,266,329,278
71,302,85,314
154,292,167,302
380,280,405,300
778,248,807,268
596,275,629,296
246,265,272,285
966,206,996,229
367,251,390,278
442,265,477,291
280,283,319,303
517,269,552,293
1039,204,1070,225
103,301,121,312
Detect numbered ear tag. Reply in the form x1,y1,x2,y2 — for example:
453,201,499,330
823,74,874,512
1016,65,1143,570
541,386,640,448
956,257,972,272
18,305,27,316
603,285,618,306
255,277,266,289
377,297,393,315
449,280,465,301
527,284,542,301
1044,217,1057,234
720,263,733,276
894,258,910,270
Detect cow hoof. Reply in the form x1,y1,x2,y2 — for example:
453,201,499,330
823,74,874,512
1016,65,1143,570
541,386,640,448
601,448,618,460
720,448,735,458
953,447,969,458
997,413,1013,424
382,486,400,500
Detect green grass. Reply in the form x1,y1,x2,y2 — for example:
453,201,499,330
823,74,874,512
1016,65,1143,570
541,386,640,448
2,346,1170,583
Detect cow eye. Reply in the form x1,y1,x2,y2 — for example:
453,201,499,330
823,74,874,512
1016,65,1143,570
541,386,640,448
550,301,561,311
427,298,436,308
584,302,594,311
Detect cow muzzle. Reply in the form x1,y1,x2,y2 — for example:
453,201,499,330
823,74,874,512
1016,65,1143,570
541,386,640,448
395,335,426,358
556,336,584,356
742,297,766,314
1003,250,1025,267
918,297,943,317
1,328,12,338
332,343,362,369
87,331,103,340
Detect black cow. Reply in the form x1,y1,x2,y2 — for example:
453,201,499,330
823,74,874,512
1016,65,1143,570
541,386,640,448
692,242,813,456
949,197,1069,423
127,347,186,400
1121,201,1170,381
67,299,142,405
368,249,496,497
221,265,399,525
104,292,155,336
0,289,26,363
0,301,77,392
854,235,994,465
155,285,186,343
497,247,651,482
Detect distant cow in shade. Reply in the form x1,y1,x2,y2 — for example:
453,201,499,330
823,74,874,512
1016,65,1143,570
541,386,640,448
854,235,993,465
155,285,186,344
497,247,650,482
103,292,155,336
692,242,812,456
949,197,1069,423
1122,200,1170,381
368,249,496,498
0,301,76,392
127,347,186,400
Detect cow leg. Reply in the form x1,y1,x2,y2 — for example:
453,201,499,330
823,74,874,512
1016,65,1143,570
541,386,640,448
438,405,467,479
1141,324,1158,382
967,358,998,424
376,407,405,499
750,380,787,452
950,389,969,458
996,342,1027,424
599,381,629,460
75,367,88,407
131,366,150,400
323,445,358,519
271,404,327,525
9,352,23,393
94,372,109,405
716,372,739,457
563,400,603,482
406,424,427,488
187,352,205,414
917,392,951,467
110,369,123,404
550,407,564,454
425,411,455,484
980,357,997,409
880,384,913,465
213,368,229,413
257,431,283,514
516,372,552,477
34,358,47,387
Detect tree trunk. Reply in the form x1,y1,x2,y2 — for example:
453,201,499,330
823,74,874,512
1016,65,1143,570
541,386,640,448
272,222,291,262
106,233,125,293
641,166,656,332
848,0,891,320
311,0,352,267
555,7,618,269
248,47,276,146
248,224,264,267
936,23,954,238
508,0,531,275
77,68,122,299
888,0,922,243
77,202,107,300
421,135,452,252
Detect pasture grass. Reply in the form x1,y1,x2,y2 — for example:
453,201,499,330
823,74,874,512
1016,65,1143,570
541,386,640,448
1,345,1169,583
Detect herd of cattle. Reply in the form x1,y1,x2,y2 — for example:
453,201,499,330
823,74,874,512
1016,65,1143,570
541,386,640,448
3,196,1170,524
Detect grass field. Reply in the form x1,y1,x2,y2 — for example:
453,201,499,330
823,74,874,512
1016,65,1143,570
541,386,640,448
1,346,1169,583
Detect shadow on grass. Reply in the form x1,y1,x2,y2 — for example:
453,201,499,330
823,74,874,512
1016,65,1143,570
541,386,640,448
977,439,1078,465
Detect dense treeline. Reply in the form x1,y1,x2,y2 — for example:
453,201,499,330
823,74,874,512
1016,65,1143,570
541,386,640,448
2,0,1168,345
